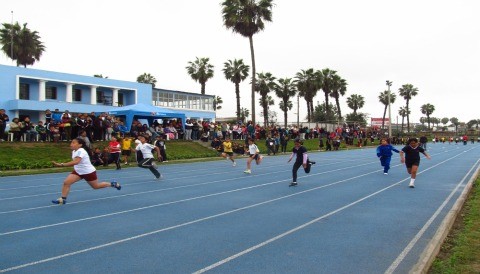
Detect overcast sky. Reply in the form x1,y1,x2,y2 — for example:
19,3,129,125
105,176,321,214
2,0,479,124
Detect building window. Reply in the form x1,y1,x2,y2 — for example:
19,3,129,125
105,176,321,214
46,86,57,100
175,94,187,108
73,88,82,102
19,83,30,100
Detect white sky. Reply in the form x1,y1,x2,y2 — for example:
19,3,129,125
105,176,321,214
1,0,479,124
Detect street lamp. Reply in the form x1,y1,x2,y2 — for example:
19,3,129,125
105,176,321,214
386,80,393,138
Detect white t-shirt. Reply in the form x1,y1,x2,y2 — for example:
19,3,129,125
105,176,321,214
72,148,95,175
248,144,260,155
136,143,155,159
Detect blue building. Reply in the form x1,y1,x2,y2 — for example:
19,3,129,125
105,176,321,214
0,64,215,130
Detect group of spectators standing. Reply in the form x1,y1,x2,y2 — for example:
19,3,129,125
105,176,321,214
0,108,184,143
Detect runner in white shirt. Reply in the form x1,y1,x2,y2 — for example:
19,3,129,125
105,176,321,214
51,137,121,205
136,135,162,180
244,138,263,174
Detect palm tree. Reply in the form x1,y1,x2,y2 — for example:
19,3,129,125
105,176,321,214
0,22,45,67
274,77,297,127
398,106,410,133
420,103,435,130
450,117,460,135
346,94,365,115
329,74,347,120
378,90,396,130
186,57,214,94
221,0,274,124
136,73,157,87
398,84,419,132
258,95,275,125
223,59,250,120
319,68,337,120
295,68,321,122
255,72,276,127
213,96,223,111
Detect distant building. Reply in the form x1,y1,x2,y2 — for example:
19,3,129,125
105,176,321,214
0,64,215,129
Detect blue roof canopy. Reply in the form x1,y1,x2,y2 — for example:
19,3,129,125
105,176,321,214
105,103,185,131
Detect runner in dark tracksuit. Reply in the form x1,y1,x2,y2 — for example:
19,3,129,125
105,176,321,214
288,139,315,187
376,138,400,174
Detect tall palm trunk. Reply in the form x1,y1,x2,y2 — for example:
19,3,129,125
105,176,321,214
309,100,314,123
201,83,206,95
401,116,405,133
235,82,241,120
283,106,288,128
406,100,410,132
249,35,256,124
304,98,310,122
335,96,342,120
382,104,387,129
324,93,330,120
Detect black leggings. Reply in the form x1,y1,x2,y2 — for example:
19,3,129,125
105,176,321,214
109,153,121,169
138,158,161,178
292,160,312,182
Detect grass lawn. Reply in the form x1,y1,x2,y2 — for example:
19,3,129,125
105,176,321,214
429,178,480,273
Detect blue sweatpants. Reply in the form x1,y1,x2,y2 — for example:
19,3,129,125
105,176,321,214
380,156,392,173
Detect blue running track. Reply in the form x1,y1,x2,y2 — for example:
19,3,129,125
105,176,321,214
1,143,479,273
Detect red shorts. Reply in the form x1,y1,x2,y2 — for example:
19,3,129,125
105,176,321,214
71,170,98,181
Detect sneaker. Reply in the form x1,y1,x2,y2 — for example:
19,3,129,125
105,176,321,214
384,172,388,175
111,181,121,190
244,169,251,174
309,161,316,165
52,198,66,205
289,182,298,187
163,161,168,163
124,162,128,165
409,183,415,188
232,162,236,167
155,174,163,180
152,162,158,169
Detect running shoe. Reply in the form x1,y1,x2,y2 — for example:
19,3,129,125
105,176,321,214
52,198,66,205
289,182,298,187
155,174,164,180
111,181,122,190
409,183,415,188
244,169,251,174
233,162,236,167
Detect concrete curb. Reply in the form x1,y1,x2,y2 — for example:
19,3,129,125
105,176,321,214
410,161,480,274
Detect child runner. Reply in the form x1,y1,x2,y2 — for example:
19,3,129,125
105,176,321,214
221,136,236,166
244,138,263,174
400,137,431,188
288,138,315,187
51,137,121,205
136,135,162,180
108,135,121,170
376,138,400,175
121,136,133,165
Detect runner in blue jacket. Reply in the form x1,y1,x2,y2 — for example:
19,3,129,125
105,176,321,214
376,138,400,175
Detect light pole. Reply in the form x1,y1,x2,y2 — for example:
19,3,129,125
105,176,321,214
386,80,393,138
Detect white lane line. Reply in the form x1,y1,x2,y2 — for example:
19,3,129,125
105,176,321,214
192,150,470,273
385,158,480,274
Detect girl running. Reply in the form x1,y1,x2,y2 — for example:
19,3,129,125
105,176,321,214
400,138,431,188
136,135,162,180
51,137,121,205
376,138,400,174
221,136,236,166
244,138,263,174
108,135,121,170
288,138,315,187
